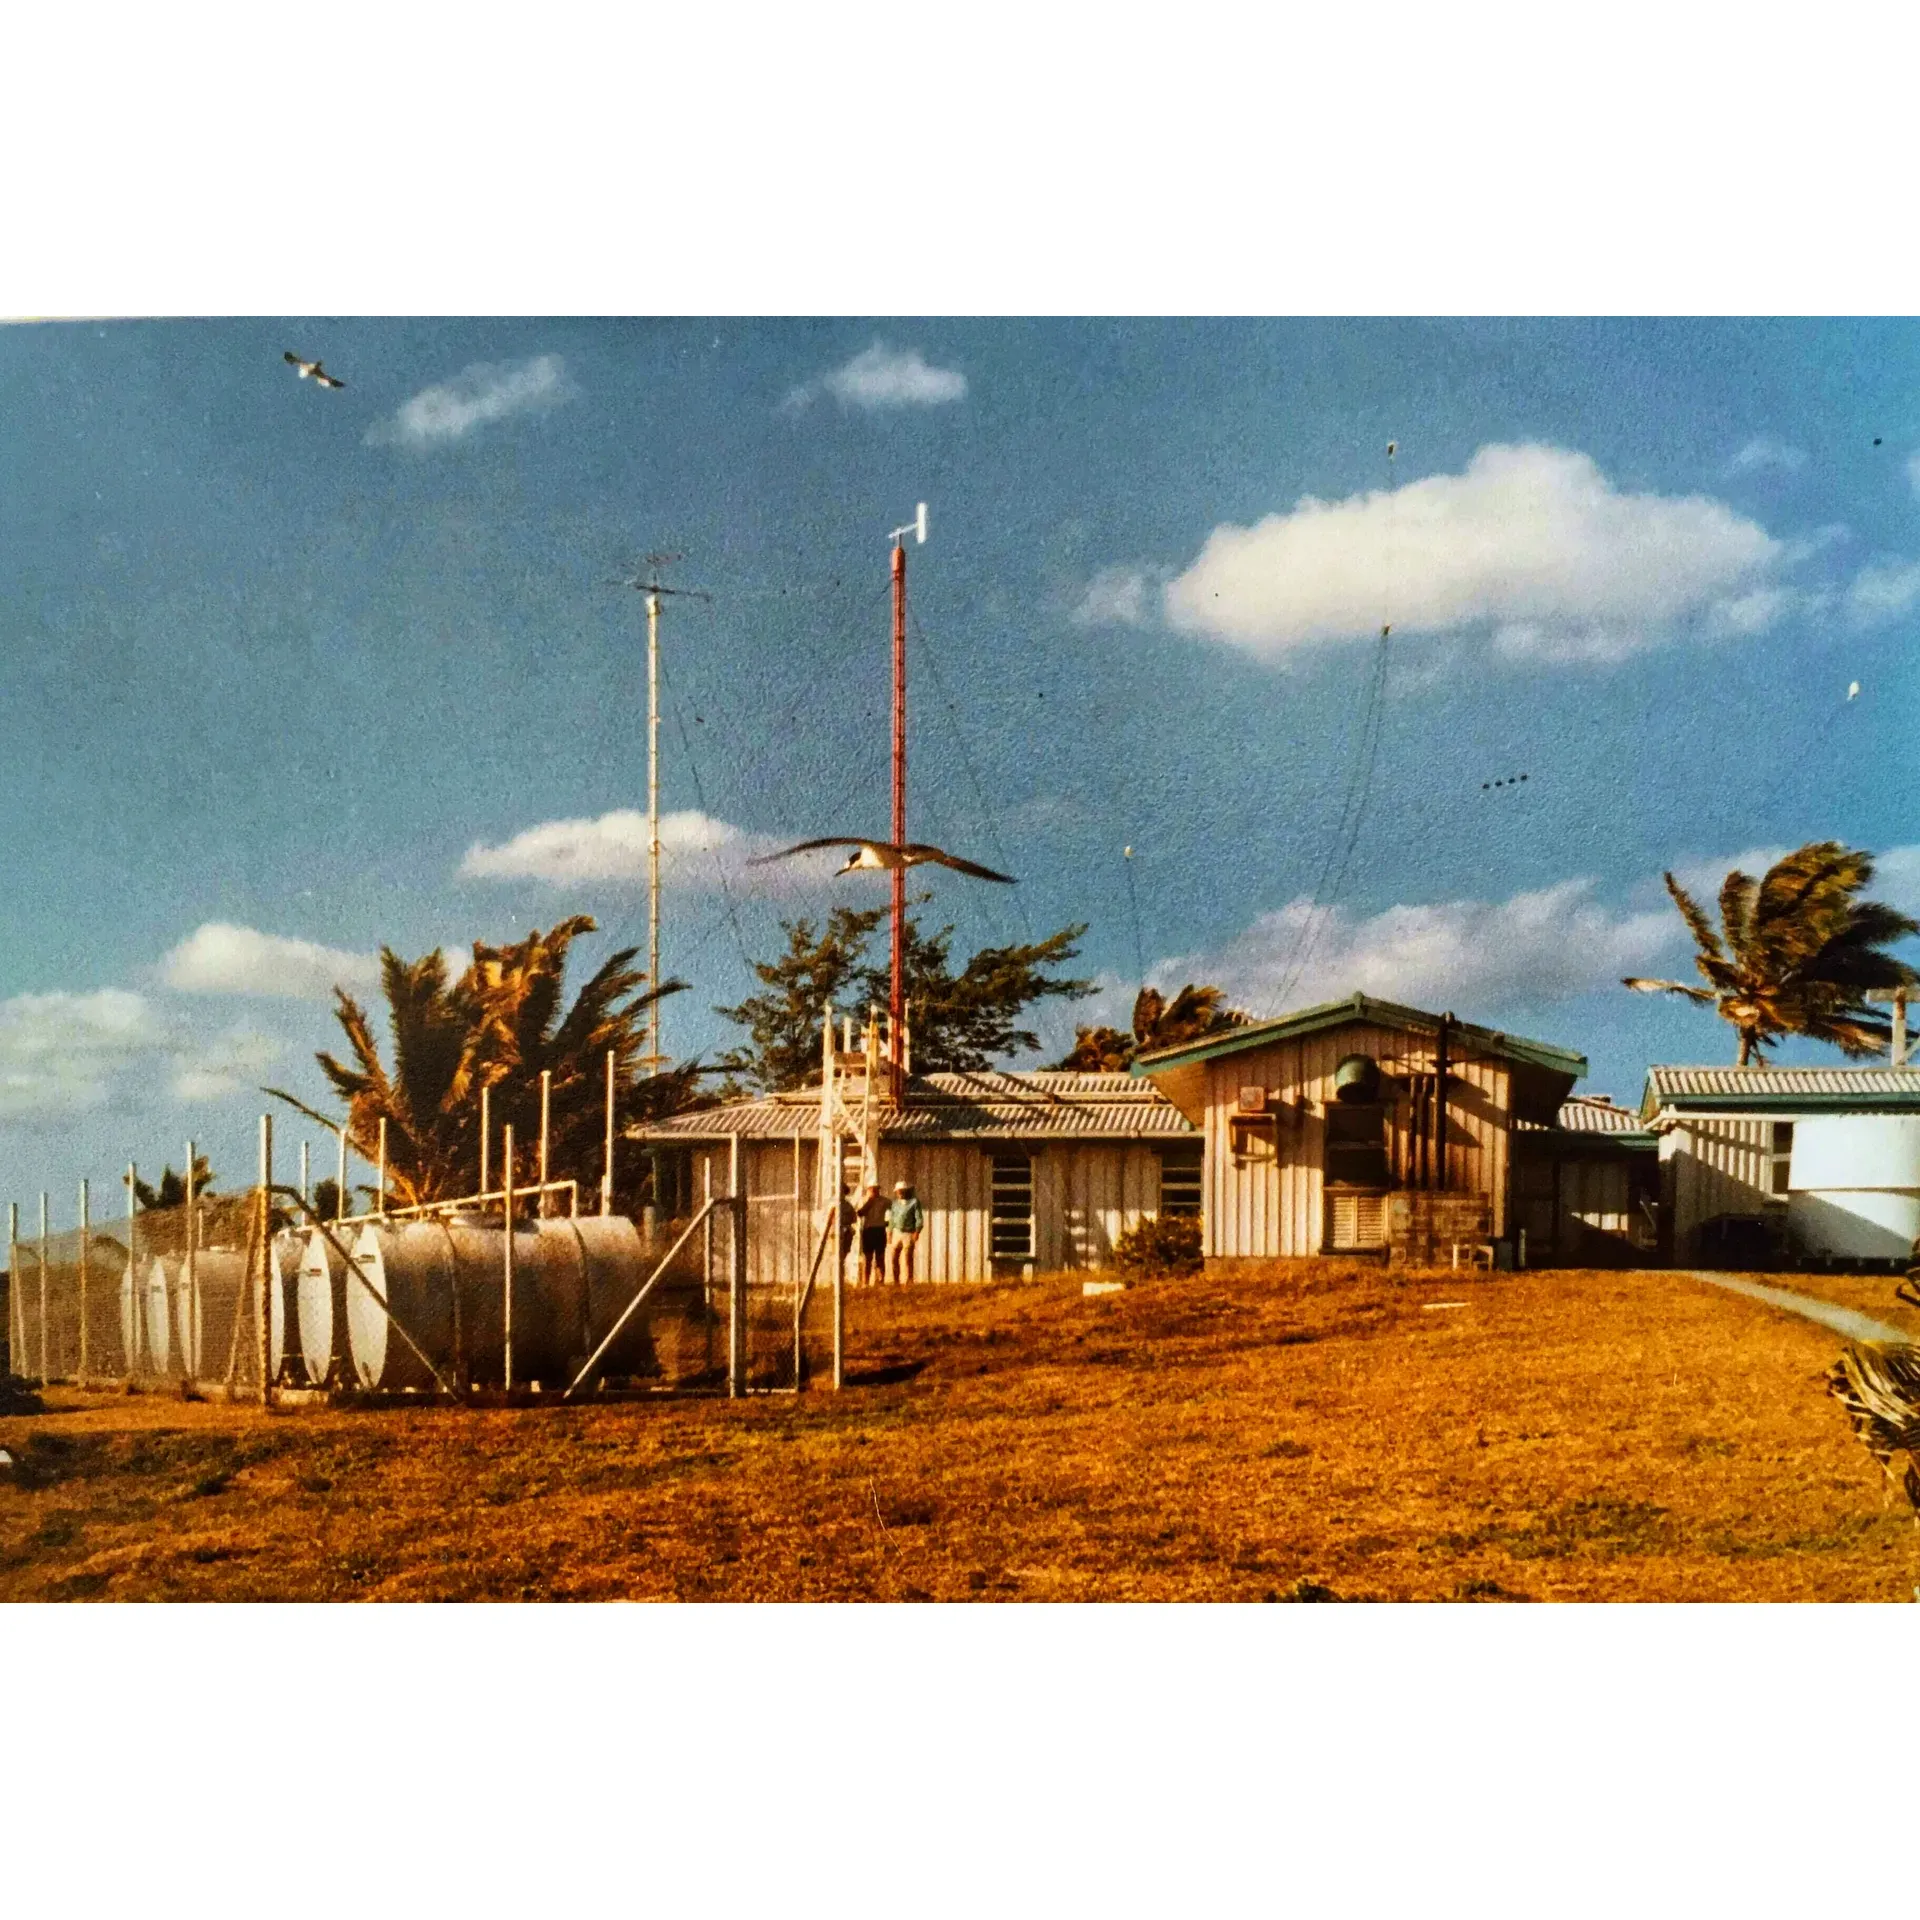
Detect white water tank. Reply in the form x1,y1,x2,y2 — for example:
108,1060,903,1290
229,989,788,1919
1787,1114,1920,1260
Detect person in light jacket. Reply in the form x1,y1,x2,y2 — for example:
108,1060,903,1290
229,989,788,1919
886,1180,924,1286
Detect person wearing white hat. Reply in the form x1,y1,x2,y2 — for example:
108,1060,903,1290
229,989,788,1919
885,1180,924,1286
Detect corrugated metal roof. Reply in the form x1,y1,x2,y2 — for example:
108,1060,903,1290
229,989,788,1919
1555,1096,1645,1134
1129,990,1586,1081
1642,1064,1920,1117
630,1070,1199,1143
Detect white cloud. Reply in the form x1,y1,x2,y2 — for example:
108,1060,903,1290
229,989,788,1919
160,924,378,1001
366,353,576,448
1072,564,1156,628
1726,435,1806,475
1160,879,1678,1019
1847,555,1920,625
0,989,162,1119
783,341,966,412
172,1027,280,1104
460,808,839,895
1162,443,1784,663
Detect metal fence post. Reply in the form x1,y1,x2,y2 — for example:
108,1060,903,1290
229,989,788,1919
259,1115,275,1408
184,1142,197,1384
503,1123,515,1392
77,1179,90,1385
833,1228,845,1391
126,1167,137,1375
38,1190,49,1384
728,1134,745,1398
601,1048,615,1216
539,1070,551,1218
6,1202,17,1380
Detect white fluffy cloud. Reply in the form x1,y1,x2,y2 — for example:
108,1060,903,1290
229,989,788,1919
172,1027,281,1103
1159,879,1678,1019
460,808,838,895
1160,443,1784,663
0,990,163,1118
160,924,378,1000
366,353,576,448
1072,564,1156,628
1847,555,1920,625
1726,435,1806,475
783,341,966,412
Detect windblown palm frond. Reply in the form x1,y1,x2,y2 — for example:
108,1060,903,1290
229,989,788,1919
1828,1342,1920,1512
1627,842,1920,1065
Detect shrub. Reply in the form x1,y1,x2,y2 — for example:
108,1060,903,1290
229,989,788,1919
1112,1213,1202,1278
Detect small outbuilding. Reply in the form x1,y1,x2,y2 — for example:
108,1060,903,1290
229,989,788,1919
627,1069,1201,1286
1639,1064,1920,1263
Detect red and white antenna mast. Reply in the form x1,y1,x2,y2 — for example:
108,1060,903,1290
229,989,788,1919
887,502,928,1101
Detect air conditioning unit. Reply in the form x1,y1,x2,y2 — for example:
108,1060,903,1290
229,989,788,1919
1237,1086,1268,1114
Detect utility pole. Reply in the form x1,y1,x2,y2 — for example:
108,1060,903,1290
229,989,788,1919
616,555,708,1076
886,504,928,1103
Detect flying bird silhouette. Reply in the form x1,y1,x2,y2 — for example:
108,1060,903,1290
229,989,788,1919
748,837,1016,883
284,351,345,389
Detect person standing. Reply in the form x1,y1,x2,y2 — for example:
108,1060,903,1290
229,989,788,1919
854,1181,888,1288
886,1179,924,1286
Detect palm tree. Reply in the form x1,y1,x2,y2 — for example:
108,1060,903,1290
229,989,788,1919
268,918,694,1209
1057,982,1245,1071
1623,841,1920,1065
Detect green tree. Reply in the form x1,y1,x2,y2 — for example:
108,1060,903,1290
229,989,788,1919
268,917,696,1209
1057,983,1246,1071
716,905,1095,1088
125,1154,215,1210
713,906,886,1093
875,917,1095,1074
1623,841,1920,1065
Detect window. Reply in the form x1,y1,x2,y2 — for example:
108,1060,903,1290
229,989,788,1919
991,1154,1034,1260
1158,1147,1203,1218
1769,1121,1793,1198
1324,1102,1389,1188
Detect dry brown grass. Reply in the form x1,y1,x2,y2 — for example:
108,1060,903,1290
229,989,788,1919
3,1260,1916,1601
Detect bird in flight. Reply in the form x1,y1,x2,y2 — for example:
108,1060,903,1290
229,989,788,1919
749,837,1016,883
284,351,345,389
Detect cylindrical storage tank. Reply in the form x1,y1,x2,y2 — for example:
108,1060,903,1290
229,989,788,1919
296,1227,351,1387
266,1228,306,1381
141,1255,178,1373
181,1250,249,1381
347,1217,597,1390
1333,1054,1382,1103
544,1214,657,1379
118,1252,142,1375
1787,1115,1920,1261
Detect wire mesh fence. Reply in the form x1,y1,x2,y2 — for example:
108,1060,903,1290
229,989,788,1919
10,1192,270,1396
5,1175,843,1401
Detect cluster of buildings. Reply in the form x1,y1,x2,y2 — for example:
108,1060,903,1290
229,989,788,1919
630,991,1920,1279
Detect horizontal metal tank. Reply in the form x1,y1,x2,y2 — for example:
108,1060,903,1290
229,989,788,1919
267,1228,306,1381
137,1254,178,1373
1787,1114,1920,1261
345,1213,655,1390
296,1227,351,1387
180,1250,250,1380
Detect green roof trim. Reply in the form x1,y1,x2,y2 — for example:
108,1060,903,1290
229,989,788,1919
1655,1091,1920,1115
1129,991,1587,1081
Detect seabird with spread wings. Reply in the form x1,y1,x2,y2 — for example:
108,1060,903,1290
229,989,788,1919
748,837,1016,883
284,351,345,389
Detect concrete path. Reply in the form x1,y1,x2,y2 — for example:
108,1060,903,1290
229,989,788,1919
1679,1270,1911,1346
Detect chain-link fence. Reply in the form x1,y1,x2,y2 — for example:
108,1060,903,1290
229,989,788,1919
10,1192,270,1395
6,1178,843,1401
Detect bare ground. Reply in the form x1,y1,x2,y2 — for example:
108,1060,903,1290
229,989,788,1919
2,1260,1915,1601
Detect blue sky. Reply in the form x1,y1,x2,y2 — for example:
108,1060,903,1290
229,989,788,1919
4,316,1920,1211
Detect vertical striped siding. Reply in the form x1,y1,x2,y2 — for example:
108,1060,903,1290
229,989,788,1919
1663,1118,1777,1253
1203,1025,1513,1258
